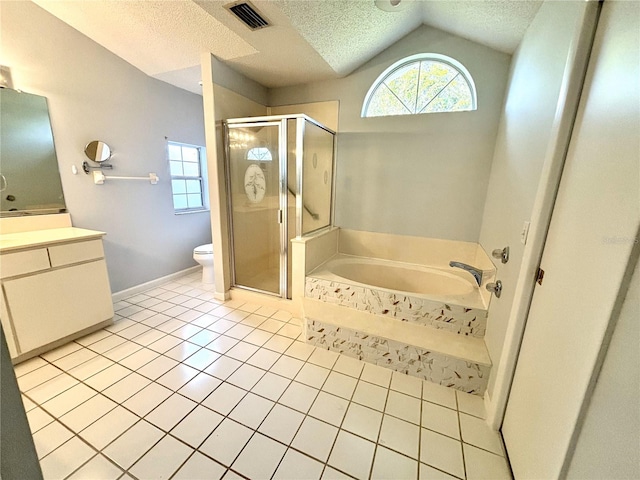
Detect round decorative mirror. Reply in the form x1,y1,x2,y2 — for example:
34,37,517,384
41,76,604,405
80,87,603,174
84,141,112,163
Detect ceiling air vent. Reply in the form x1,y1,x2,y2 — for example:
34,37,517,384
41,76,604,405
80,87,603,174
224,1,270,31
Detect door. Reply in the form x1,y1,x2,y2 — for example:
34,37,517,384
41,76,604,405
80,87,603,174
501,2,640,478
228,122,284,296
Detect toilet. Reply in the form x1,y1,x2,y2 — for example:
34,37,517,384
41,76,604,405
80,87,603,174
193,243,215,284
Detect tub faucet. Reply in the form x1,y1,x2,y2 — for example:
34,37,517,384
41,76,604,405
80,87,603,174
449,261,483,286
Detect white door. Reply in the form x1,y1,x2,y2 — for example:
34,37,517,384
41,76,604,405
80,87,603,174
501,2,640,479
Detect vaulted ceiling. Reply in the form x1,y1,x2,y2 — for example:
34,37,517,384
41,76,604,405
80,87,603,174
33,0,542,94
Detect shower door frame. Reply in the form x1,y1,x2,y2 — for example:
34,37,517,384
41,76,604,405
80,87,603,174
224,115,336,300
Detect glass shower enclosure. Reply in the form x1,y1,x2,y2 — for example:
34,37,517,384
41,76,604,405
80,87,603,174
224,115,335,299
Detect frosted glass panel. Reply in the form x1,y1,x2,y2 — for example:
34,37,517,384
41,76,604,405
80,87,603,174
302,120,333,235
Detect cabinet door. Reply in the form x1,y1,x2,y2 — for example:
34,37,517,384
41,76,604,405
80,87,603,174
4,260,114,353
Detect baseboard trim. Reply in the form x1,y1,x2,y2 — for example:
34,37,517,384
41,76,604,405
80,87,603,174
112,266,201,302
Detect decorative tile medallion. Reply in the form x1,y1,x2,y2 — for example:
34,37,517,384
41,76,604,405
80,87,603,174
306,319,489,395
305,277,487,338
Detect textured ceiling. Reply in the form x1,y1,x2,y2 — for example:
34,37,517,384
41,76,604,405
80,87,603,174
33,0,542,93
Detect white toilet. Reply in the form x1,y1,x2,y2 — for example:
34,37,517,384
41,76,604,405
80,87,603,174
193,243,215,284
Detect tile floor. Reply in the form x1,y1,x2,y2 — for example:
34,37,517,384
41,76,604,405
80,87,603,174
16,272,512,480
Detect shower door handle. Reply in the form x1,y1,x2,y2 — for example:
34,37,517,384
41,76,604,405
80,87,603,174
278,209,283,224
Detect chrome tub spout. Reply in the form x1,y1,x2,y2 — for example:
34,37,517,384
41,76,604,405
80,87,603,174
449,261,483,287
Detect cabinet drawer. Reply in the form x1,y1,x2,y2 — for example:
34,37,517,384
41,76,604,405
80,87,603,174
48,239,104,267
0,249,50,279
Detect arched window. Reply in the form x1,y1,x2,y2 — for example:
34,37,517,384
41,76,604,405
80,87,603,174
246,147,272,161
361,53,477,118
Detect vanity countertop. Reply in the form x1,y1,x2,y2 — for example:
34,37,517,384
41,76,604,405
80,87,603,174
0,227,106,253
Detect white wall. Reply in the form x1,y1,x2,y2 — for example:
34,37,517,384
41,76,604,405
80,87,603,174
567,254,639,479
1,1,209,292
478,1,593,396
269,25,510,242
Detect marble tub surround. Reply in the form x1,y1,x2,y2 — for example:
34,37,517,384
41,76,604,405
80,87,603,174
307,318,490,395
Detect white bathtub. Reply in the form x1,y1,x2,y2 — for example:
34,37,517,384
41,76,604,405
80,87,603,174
309,254,487,310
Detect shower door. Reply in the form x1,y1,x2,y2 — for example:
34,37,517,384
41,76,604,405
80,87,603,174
227,122,285,296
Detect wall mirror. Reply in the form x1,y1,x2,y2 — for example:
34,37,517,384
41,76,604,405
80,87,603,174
0,89,67,217
84,140,111,163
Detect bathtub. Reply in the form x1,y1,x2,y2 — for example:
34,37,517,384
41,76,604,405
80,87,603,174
308,254,487,311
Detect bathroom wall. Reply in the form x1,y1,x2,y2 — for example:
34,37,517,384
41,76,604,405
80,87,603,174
477,1,594,397
269,25,511,242
2,1,233,293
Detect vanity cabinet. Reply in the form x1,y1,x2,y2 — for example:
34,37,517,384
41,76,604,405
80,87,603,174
0,229,113,362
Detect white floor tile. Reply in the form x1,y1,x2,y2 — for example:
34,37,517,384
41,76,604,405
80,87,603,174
255,305,278,317
27,373,79,404
352,380,388,411
131,328,166,347
39,436,95,480
51,348,98,371
251,371,291,401
141,312,172,328
371,445,419,479
173,452,226,480
103,420,164,469
59,394,117,433
79,405,138,449
226,341,259,361
243,328,274,346
247,348,281,370
205,355,242,380
208,319,236,334
322,371,358,399
459,413,504,455
361,363,393,388
199,418,253,467
41,342,82,362
258,404,305,445
273,448,324,480
67,454,123,480
271,310,293,322
379,414,420,459
420,429,465,479
284,341,315,361
68,355,114,381
207,335,240,354
102,372,151,403
191,313,218,328
145,393,197,432
457,391,486,419
101,341,142,362
118,347,160,370
271,355,305,379
295,363,330,389
147,333,183,354
332,355,365,378
122,382,173,417
463,443,512,480
308,348,339,370
177,372,222,403
170,324,203,341
232,433,287,479
227,363,266,390
224,309,250,322
22,394,37,412
322,466,352,479
277,323,302,339
263,334,295,353
165,341,201,361
129,435,193,480
32,421,74,459
386,390,422,425
419,463,459,479
202,382,247,415
157,363,200,390
171,405,224,448
422,380,458,410
279,381,319,413
14,356,48,377
189,328,219,347
183,348,220,370
137,355,179,380
88,334,127,354
328,430,376,480
105,318,137,334
18,364,63,392
342,402,383,442
422,401,460,440
84,364,130,391
156,318,187,333
292,416,338,462
225,323,254,340
41,383,96,417
391,371,423,398
257,318,286,334
228,392,274,429
76,329,112,346
309,391,349,427
117,323,151,340
27,407,54,433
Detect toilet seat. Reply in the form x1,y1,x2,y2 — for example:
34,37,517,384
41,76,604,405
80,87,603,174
194,243,213,255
